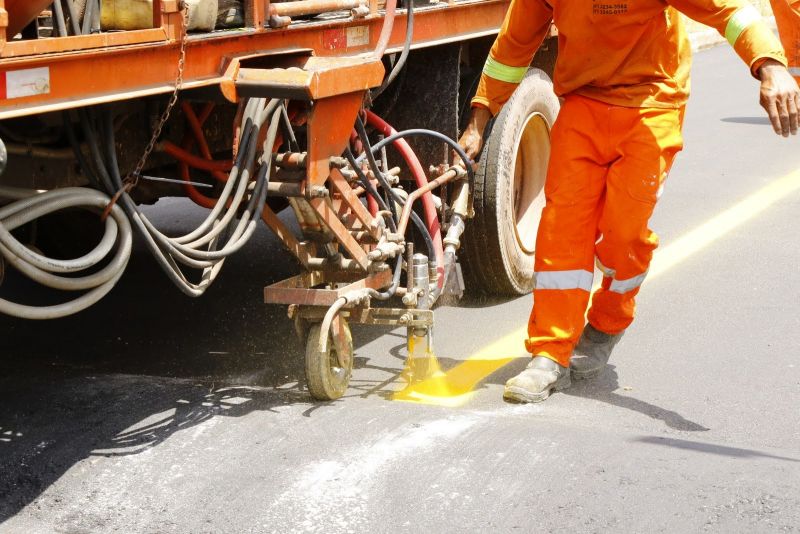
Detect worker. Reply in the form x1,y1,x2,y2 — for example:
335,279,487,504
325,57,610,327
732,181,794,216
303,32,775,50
771,0,800,81
457,0,800,403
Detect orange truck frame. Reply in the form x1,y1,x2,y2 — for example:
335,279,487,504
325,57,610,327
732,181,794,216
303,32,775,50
0,0,558,400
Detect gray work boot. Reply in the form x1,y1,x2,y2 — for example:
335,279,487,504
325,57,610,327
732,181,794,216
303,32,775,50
570,324,624,380
503,356,571,403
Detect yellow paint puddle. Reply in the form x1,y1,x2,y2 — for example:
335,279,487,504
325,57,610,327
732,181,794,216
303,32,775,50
392,168,800,406
393,352,519,406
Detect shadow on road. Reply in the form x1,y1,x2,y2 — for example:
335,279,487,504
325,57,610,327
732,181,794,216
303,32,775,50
720,116,772,126
563,364,710,432
0,202,389,524
634,436,800,463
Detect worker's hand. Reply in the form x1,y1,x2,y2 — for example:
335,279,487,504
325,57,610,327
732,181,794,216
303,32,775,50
758,59,800,137
455,106,492,170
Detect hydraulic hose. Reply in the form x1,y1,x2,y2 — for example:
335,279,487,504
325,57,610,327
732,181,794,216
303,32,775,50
347,128,436,263
364,111,443,273
373,0,398,59
0,186,132,319
74,98,282,297
372,0,414,100
359,127,476,194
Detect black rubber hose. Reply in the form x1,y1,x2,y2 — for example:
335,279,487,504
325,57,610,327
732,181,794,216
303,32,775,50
359,127,476,194
52,1,68,37
344,147,396,231
349,123,436,261
370,255,403,300
75,100,281,295
63,0,82,35
354,117,398,223
372,0,414,100
63,111,100,188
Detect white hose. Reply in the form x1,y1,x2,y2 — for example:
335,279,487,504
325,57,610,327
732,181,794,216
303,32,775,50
0,186,132,319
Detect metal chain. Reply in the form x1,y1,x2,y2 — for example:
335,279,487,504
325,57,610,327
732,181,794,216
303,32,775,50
126,2,189,188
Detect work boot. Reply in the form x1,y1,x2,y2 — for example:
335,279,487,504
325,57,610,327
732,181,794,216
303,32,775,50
503,356,571,403
570,324,624,380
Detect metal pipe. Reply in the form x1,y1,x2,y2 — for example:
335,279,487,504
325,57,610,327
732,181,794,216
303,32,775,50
270,0,365,18
307,257,361,271
6,143,76,160
267,182,302,197
274,152,307,169
396,168,461,236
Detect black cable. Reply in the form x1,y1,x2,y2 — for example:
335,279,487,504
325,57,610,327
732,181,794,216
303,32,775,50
63,110,100,188
63,0,81,35
354,117,398,223
279,103,300,153
372,0,414,100
344,147,395,231
52,1,68,37
352,118,436,261
74,99,281,295
359,127,476,193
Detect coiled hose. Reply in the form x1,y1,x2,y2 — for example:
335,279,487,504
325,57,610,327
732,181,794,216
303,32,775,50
79,98,283,297
0,186,132,319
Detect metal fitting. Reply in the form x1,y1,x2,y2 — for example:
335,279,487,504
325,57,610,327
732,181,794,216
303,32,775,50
329,156,348,169
307,185,329,199
351,5,370,17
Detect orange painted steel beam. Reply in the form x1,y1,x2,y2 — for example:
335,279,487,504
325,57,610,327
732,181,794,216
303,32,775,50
0,0,509,120
328,167,381,241
309,197,371,270
306,92,364,186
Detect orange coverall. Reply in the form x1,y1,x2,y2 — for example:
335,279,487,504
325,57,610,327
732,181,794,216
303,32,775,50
771,0,800,81
472,1,788,367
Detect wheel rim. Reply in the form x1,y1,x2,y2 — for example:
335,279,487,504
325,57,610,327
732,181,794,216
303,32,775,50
329,346,347,384
511,112,550,255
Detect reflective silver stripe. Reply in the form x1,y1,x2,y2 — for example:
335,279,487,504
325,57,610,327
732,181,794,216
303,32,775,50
482,56,528,84
609,272,648,294
790,67,800,77
595,258,616,278
725,5,761,47
535,270,594,291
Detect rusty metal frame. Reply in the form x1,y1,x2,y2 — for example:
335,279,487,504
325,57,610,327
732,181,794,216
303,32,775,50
264,268,393,306
293,304,434,328
0,0,509,120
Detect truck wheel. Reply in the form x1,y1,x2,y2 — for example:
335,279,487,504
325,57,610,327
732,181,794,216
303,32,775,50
304,321,353,401
462,69,559,296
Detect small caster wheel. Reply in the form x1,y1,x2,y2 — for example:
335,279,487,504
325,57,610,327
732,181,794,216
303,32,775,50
304,320,353,401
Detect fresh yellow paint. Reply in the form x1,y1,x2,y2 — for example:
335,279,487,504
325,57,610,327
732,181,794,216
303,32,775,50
392,169,800,406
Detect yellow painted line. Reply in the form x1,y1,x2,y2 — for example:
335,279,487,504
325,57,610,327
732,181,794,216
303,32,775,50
648,169,800,280
393,169,800,406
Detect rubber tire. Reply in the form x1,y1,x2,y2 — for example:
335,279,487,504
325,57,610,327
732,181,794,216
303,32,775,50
304,321,353,401
461,69,559,296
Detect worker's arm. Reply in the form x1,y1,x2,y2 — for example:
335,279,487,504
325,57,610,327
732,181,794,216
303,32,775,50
668,0,800,136
457,0,553,164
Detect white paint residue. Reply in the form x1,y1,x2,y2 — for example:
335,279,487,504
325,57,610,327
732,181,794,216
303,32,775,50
269,417,476,533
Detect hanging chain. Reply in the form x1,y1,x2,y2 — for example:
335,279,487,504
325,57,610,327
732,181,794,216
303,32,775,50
125,2,189,188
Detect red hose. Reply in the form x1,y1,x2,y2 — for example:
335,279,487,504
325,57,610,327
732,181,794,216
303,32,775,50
179,103,221,208
365,110,444,285
163,141,232,172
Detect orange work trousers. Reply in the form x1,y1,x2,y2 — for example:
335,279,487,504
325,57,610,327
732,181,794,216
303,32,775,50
526,95,685,367
771,0,800,81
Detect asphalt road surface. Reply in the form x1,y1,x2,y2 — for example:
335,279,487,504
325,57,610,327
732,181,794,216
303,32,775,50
1,46,800,533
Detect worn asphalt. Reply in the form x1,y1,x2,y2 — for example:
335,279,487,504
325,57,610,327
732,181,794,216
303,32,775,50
1,45,799,533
